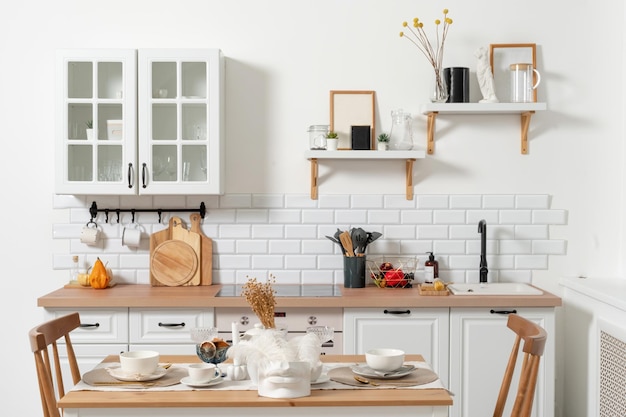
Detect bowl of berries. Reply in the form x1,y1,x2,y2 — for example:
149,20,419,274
367,257,417,288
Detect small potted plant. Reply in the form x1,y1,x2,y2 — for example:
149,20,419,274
326,131,339,151
85,120,94,140
377,133,390,151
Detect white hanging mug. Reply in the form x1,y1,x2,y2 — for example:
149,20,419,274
509,63,541,103
80,221,101,246
122,223,143,248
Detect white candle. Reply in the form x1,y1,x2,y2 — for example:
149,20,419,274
231,321,240,345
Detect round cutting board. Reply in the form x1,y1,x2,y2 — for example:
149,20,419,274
150,240,199,286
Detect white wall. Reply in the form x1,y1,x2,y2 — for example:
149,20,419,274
1,1,623,415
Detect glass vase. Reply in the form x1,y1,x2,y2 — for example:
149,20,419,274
431,67,449,103
388,109,413,150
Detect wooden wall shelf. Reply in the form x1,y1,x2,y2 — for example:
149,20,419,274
304,150,426,200
420,102,547,154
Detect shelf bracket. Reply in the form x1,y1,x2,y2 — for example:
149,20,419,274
309,158,319,200
426,111,438,154
406,159,415,200
520,111,535,154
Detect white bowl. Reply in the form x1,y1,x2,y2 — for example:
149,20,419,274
365,348,405,372
119,350,160,375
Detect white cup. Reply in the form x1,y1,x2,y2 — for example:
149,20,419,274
122,223,143,248
188,363,217,383
119,350,160,375
80,222,100,246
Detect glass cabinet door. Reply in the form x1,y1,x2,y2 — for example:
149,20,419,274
56,49,137,195
138,49,224,195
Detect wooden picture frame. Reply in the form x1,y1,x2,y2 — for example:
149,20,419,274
330,90,376,150
489,43,538,102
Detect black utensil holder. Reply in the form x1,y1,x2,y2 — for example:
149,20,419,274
344,255,366,288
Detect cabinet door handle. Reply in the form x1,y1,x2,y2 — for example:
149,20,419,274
141,163,148,188
490,309,517,315
158,322,186,328
127,163,134,189
384,309,411,315
79,323,100,328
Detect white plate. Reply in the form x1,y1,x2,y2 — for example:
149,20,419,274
107,366,167,382
350,364,415,379
180,375,224,388
311,374,330,385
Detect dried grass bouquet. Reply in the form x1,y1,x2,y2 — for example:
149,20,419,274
241,275,277,329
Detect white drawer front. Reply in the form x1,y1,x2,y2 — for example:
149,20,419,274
129,308,214,344
215,307,343,332
44,308,128,344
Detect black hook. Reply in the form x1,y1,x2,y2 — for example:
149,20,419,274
104,209,110,224
157,209,163,223
116,209,121,223
131,209,136,224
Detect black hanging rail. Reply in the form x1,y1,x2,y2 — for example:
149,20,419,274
89,201,206,224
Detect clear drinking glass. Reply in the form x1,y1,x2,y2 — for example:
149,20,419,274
306,325,335,345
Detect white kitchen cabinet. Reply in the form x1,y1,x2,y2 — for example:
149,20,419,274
55,48,224,195
129,308,213,347
449,307,555,417
343,307,449,387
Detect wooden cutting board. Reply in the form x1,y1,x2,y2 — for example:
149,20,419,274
149,217,201,286
190,213,213,285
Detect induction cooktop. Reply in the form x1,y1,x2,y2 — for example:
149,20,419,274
216,284,342,297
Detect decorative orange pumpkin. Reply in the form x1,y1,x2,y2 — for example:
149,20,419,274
89,257,111,289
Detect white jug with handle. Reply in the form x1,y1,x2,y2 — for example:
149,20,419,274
509,63,541,103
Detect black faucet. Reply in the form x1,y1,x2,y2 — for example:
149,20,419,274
478,219,488,283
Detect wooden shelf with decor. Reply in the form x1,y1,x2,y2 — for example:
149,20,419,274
304,150,426,200
420,102,546,155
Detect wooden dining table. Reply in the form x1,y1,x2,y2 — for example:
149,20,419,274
59,354,453,417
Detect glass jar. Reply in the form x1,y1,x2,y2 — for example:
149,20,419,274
308,125,329,150
388,110,413,150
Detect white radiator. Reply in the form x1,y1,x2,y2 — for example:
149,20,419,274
598,318,626,417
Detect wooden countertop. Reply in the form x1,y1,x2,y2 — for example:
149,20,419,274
58,354,453,409
38,284,562,308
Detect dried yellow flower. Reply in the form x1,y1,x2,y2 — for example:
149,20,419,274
241,275,277,329
399,9,454,71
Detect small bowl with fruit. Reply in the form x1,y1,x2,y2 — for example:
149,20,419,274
367,257,417,288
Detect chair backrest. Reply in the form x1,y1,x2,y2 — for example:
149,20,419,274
29,312,81,417
493,313,548,417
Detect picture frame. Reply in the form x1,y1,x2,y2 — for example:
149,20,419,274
489,43,538,102
330,90,376,149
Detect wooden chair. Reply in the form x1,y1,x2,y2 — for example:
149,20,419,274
493,313,548,417
29,312,81,417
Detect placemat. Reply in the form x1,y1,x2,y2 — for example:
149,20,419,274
328,366,439,387
82,366,187,388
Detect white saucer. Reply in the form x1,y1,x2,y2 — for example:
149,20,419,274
180,375,224,388
351,364,415,379
107,366,167,382
311,374,330,385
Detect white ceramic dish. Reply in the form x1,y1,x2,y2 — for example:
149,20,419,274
311,374,330,385
107,366,167,382
180,375,224,388
350,364,415,379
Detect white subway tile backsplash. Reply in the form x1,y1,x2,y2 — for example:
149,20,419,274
302,209,335,224
499,210,532,224
515,225,549,239
351,195,384,208
417,225,449,239
368,210,401,224
516,194,550,209
236,209,269,223
417,195,449,209
449,195,482,209
433,210,466,224
532,240,567,255
54,193,567,286
483,195,515,209
335,209,367,224
532,209,568,224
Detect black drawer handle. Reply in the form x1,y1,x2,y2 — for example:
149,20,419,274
490,309,517,315
158,322,186,328
79,323,100,328
384,309,411,315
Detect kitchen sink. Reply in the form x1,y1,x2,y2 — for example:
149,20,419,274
447,282,543,296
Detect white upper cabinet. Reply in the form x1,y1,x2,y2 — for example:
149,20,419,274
55,48,224,195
